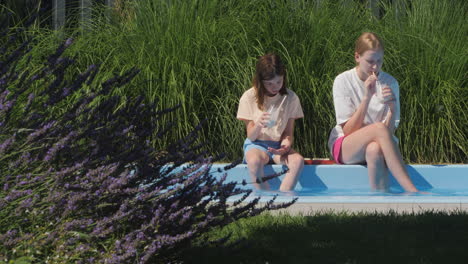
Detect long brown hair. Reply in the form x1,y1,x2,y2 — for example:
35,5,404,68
252,53,288,110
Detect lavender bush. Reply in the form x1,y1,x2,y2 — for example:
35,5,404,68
0,20,295,263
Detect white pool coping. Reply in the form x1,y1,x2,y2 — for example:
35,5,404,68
273,202,468,214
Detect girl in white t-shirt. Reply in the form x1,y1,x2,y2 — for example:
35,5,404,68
328,32,419,192
237,53,304,191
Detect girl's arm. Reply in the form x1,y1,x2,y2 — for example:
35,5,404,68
268,118,295,155
381,85,397,133
243,112,270,141
280,118,295,149
244,120,262,141
383,106,396,133
342,96,371,135
341,74,376,135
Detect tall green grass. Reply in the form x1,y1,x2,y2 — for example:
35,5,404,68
26,0,467,163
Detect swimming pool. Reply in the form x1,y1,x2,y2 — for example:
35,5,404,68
210,164,468,204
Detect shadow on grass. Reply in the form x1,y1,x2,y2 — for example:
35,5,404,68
181,210,468,264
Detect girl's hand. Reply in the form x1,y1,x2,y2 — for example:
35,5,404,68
364,73,378,98
268,145,291,156
381,86,396,111
254,112,271,128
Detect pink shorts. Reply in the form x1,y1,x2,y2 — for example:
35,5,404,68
332,136,346,165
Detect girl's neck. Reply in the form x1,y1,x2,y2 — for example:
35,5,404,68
265,91,280,97
355,66,368,82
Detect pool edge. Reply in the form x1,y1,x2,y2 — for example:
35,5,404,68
271,202,468,214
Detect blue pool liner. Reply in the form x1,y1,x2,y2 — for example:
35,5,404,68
209,164,468,203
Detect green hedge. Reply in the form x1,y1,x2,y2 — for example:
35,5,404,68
24,0,468,163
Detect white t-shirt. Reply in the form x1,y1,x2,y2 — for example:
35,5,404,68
328,68,400,154
237,88,304,141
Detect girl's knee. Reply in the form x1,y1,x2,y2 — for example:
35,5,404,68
288,153,304,168
296,154,305,164
366,141,382,155
366,123,392,142
246,157,264,167
372,122,390,135
246,152,268,166
366,142,384,163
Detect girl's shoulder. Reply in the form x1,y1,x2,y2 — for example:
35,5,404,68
286,88,296,95
241,87,255,94
334,68,355,82
285,88,300,100
240,87,256,99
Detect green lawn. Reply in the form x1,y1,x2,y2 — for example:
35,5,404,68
183,210,468,263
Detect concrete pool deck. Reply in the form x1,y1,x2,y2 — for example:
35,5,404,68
210,163,468,214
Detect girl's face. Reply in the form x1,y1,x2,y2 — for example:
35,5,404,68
355,49,384,80
262,75,284,96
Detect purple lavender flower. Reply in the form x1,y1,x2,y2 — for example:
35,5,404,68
62,87,70,96
121,125,134,134
0,89,10,102
43,131,78,162
86,64,99,85
0,99,15,112
4,189,32,202
0,16,294,263
19,197,33,209
53,158,89,181
0,134,15,155
0,229,18,244
64,38,74,47
26,121,56,142
63,219,93,231
27,92,34,101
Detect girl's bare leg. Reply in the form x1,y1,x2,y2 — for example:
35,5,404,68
273,150,304,191
365,142,389,191
245,148,271,190
340,122,417,192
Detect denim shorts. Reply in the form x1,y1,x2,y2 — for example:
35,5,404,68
243,138,281,163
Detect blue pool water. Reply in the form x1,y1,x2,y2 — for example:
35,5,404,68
210,164,468,203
